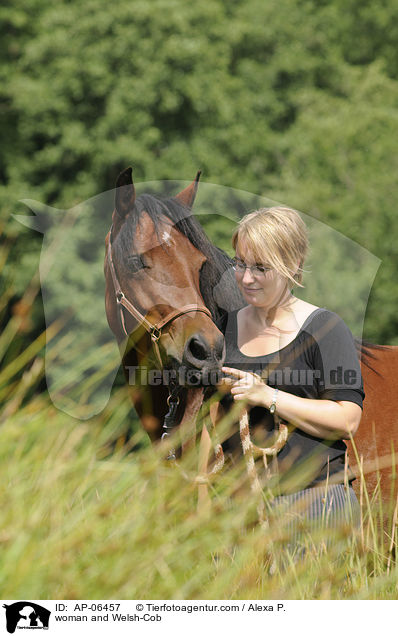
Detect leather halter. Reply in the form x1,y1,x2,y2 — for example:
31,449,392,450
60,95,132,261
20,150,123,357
106,227,213,369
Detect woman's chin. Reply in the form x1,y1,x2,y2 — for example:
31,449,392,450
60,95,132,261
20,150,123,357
242,289,265,305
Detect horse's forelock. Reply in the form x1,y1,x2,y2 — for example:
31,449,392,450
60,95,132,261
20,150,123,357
114,193,228,265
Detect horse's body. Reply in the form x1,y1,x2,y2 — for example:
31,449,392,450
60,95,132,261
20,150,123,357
105,168,397,504
353,346,398,501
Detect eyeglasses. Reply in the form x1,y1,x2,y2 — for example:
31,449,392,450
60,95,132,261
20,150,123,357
232,257,272,277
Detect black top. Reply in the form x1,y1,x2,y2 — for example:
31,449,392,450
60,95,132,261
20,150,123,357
217,307,365,494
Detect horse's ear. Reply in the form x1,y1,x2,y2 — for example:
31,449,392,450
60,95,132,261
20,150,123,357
115,167,136,218
174,171,201,208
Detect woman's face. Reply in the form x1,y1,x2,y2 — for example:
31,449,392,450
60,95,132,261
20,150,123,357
234,240,289,309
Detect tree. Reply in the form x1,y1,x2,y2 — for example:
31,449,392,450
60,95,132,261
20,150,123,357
1,0,398,353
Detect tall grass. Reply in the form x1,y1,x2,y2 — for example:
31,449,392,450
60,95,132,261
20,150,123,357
0,384,397,599
0,256,397,599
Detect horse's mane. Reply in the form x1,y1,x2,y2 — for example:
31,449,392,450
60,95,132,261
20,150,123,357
113,193,244,321
355,339,389,374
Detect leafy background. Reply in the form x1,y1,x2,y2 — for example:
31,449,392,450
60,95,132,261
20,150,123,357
1,0,398,370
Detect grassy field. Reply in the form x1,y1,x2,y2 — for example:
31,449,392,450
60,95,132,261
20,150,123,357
0,273,397,600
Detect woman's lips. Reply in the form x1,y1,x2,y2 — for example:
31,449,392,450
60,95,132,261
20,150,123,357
243,287,262,293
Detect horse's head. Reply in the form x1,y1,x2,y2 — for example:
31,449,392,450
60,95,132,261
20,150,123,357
105,167,225,387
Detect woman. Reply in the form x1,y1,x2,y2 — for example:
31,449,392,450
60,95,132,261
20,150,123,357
217,206,364,536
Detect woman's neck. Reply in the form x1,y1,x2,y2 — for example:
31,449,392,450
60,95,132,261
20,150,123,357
249,290,297,329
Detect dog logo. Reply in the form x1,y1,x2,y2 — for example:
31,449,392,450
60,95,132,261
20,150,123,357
3,602,50,633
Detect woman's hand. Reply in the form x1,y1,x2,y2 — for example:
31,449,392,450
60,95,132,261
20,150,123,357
221,366,273,407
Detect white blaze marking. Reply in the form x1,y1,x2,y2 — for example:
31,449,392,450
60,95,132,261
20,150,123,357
162,230,172,246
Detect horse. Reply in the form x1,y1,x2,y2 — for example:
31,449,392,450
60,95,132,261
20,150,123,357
104,167,243,461
105,167,398,507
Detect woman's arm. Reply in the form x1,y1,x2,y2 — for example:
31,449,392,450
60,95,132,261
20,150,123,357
222,366,362,440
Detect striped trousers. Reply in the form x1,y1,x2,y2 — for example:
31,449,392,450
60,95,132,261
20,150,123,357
269,483,360,547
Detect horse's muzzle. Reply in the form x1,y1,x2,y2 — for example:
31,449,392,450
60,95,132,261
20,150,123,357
162,332,224,387
182,333,224,370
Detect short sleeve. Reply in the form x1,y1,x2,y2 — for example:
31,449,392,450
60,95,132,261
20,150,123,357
308,311,365,408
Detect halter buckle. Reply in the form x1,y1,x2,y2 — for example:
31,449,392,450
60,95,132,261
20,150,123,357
150,326,161,342
116,291,125,304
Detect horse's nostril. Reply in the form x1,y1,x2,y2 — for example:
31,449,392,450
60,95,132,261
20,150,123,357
187,336,208,361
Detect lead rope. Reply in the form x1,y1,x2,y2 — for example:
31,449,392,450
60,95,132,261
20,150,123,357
239,409,289,529
163,393,288,527
193,402,288,524
195,400,289,526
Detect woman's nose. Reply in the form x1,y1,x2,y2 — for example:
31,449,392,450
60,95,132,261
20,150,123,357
242,266,256,283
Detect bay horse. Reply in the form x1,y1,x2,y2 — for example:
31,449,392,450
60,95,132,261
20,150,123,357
104,167,242,459
350,345,398,504
105,168,398,506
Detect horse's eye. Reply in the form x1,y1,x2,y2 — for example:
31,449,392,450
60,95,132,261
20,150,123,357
127,255,147,273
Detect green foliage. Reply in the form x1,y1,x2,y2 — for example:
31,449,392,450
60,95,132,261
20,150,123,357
1,0,398,349
269,63,398,342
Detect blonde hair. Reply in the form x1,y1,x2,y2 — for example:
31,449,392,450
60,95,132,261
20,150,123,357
232,206,308,287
